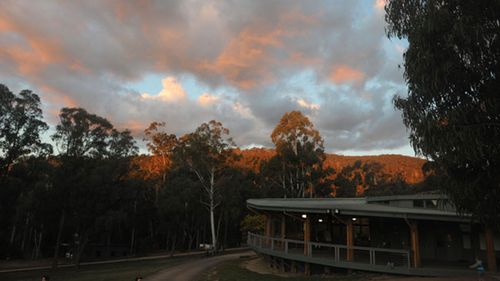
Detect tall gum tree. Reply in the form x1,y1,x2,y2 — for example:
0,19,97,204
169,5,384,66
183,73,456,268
0,84,51,177
0,84,51,254
143,122,178,204
50,107,118,268
174,120,235,253
385,0,500,271
270,111,332,198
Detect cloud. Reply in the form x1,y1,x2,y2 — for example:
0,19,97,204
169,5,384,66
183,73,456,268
198,93,219,106
330,65,365,84
297,98,320,111
0,0,412,155
141,77,187,102
374,0,386,11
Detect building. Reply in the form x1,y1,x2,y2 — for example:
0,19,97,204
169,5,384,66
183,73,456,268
246,194,499,276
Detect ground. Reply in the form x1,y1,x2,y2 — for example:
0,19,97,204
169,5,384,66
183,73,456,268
2,252,499,281
201,256,500,281
0,256,188,281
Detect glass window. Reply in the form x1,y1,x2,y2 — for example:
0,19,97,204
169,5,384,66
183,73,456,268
425,199,438,209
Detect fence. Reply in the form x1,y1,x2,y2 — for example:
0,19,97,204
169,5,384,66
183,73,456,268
247,232,410,269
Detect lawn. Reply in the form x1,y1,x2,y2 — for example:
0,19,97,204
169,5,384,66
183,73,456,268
0,256,189,281
200,258,374,281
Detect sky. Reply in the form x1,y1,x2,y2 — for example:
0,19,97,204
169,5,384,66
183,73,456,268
0,0,416,156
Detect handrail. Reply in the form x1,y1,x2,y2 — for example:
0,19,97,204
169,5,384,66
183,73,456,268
249,232,409,254
248,232,411,269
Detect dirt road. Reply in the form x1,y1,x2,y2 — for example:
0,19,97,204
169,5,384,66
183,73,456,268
145,251,254,281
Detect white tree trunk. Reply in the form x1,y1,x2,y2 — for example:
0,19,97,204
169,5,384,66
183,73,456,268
209,168,217,254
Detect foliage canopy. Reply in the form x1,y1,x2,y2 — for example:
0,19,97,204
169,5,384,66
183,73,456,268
386,0,500,226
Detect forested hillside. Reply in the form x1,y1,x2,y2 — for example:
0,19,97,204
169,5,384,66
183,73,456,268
235,148,427,196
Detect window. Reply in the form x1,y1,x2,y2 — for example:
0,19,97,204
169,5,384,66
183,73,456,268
425,199,438,209
413,200,424,208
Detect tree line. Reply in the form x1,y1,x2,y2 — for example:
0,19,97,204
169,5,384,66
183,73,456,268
1,84,354,267
0,81,452,268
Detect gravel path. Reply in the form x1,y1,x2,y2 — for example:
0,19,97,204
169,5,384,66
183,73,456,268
145,251,254,281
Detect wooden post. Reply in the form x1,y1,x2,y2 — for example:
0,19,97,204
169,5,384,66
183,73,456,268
304,263,311,276
409,221,421,268
485,226,497,272
280,215,286,250
304,216,310,256
265,214,272,236
265,214,272,248
281,215,286,239
346,220,354,261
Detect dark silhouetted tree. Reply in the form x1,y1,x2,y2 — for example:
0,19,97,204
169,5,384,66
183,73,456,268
269,111,332,197
386,0,500,270
0,84,51,177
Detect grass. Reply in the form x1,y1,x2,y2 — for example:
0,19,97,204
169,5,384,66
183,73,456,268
0,256,190,281
200,258,373,281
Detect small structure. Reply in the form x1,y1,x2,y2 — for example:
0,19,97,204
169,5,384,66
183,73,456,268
247,194,499,276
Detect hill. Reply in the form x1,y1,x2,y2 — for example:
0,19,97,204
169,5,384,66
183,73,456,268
235,148,425,183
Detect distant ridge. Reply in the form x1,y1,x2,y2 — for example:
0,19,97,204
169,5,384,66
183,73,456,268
234,148,426,185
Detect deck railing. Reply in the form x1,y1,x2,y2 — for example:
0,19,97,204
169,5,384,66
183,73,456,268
247,232,410,270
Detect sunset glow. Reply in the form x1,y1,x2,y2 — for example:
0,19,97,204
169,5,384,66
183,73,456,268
0,0,412,155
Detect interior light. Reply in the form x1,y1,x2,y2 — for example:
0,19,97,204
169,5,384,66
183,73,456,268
318,219,323,223
352,217,357,221
301,214,307,219
334,209,340,214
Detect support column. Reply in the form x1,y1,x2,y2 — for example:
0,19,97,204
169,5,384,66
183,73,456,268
485,226,497,272
265,214,273,248
291,261,297,273
303,216,310,256
280,215,286,251
409,221,421,268
265,214,272,237
346,220,354,261
304,216,311,276
304,262,311,276
281,215,286,239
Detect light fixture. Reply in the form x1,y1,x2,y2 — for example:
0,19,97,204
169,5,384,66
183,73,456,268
301,214,307,219
318,219,323,223
352,217,357,221
334,209,340,214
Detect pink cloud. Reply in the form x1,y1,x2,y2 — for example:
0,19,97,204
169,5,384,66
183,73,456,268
330,65,365,84
198,93,219,106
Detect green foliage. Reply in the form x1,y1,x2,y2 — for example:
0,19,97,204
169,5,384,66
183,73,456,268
109,129,138,158
240,214,265,235
334,161,398,197
51,107,113,158
175,120,236,197
144,121,178,158
265,111,333,198
174,120,237,251
0,84,51,176
386,0,500,226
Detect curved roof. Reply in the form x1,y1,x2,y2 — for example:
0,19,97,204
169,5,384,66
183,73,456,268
247,196,471,222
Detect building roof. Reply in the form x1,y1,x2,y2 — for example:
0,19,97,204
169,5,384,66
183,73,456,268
247,196,471,222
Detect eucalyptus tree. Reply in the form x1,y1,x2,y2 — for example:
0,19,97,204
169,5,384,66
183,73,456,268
0,84,51,178
50,107,137,268
270,111,332,198
143,122,178,204
174,120,235,253
386,0,500,270
0,84,51,258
